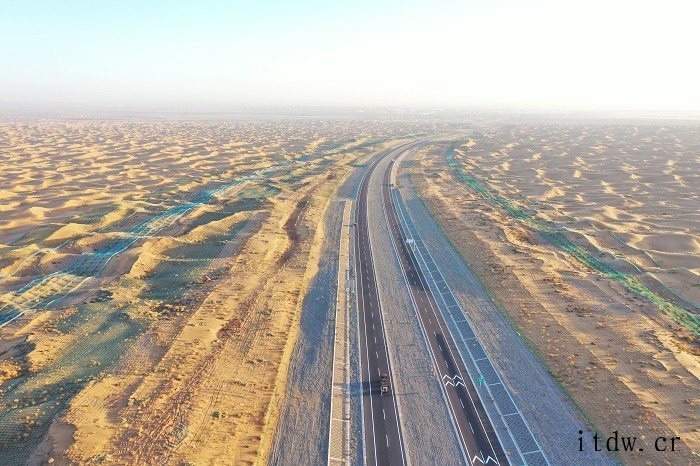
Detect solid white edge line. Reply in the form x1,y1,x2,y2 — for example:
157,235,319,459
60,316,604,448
390,186,501,463
394,149,549,465
381,157,472,466
364,141,422,466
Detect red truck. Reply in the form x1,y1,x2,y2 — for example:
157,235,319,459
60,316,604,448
380,373,390,395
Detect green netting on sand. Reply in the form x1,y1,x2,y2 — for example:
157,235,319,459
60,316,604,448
447,145,700,338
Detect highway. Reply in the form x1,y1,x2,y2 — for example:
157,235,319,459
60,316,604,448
354,141,508,465
381,153,507,465
354,147,409,466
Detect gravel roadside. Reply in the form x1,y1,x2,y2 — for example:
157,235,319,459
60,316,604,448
366,153,467,466
398,151,616,465
268,161,368,466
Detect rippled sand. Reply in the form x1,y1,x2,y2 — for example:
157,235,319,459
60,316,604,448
0,120,438,465
412,125,699,464
460,124,700,304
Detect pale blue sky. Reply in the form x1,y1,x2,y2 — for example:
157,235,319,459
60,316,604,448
1,0,698,111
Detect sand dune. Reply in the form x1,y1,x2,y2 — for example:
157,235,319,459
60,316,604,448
412,128,700,464
458,124,700,287
0,119,440,465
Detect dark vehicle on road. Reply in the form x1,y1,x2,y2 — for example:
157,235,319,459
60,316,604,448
380,373,390,395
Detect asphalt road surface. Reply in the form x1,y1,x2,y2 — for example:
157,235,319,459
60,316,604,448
355,147,410,466
356,142,509,465
380,154,508,466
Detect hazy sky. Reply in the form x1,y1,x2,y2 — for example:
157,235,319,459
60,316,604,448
2,0,698,111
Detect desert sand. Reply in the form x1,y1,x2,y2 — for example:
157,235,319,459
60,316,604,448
2,119,697,465
409,124,699,464
0,120,435,465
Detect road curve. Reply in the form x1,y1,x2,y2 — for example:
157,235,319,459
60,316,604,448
355,145,413,466
356,141,510,466
381,151,508,465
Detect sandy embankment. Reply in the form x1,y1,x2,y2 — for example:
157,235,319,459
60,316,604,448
463,125,699,304
0,120,454,465
410,131,699,465
55,172,345,465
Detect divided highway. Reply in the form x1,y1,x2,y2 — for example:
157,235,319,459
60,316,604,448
353,141,509,465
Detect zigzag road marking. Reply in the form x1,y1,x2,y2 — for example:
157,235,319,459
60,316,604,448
442,374,466,388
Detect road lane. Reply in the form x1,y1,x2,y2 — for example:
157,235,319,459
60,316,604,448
355,149,408,466
381,153,508,466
